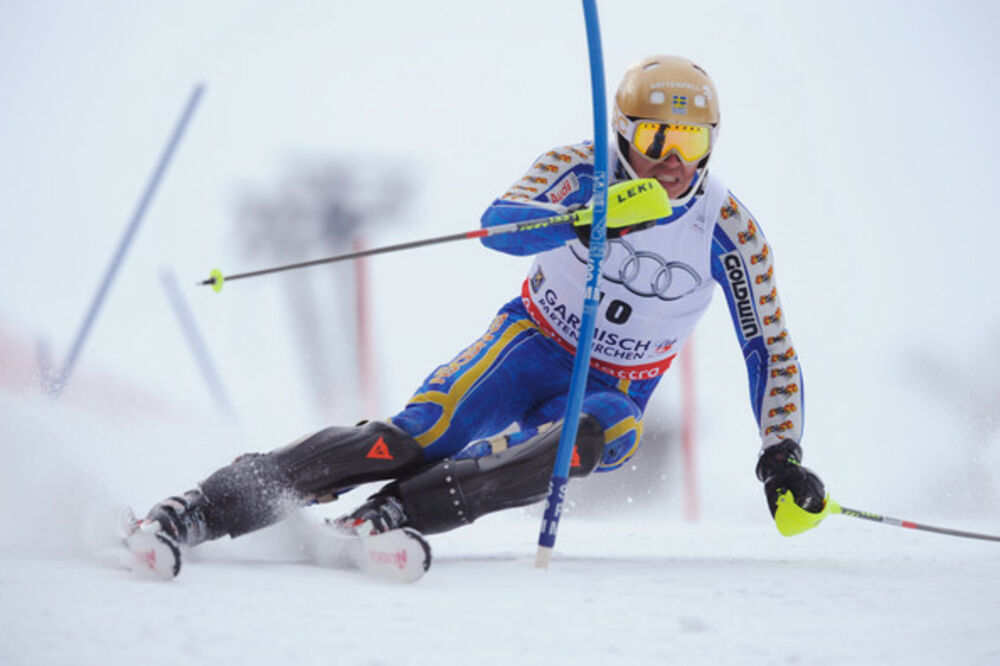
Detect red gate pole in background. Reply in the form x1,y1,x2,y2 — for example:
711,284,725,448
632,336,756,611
353,238,377,418
680,336,699,522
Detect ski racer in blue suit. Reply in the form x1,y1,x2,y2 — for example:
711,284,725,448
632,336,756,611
135,56,827,568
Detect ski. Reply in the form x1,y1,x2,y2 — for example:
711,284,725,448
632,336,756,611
112,506,431,583
307,519,432,583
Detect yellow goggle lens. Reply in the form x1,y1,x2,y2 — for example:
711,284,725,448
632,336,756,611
632,122,711,163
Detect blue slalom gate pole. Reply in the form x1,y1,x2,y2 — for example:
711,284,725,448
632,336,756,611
50,84,204,397
535,0,608,568
159,267,236,421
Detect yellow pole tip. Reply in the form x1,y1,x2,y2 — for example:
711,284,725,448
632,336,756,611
209,269,224,293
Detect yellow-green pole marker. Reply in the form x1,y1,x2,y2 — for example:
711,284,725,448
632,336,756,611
208,269,224,293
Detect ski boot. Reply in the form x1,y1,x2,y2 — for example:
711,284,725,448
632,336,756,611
333,492,410,536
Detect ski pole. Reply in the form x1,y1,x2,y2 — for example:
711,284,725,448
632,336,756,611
829,499,1000,543
199,177,671,292
199,211,579,291
198,178,671,292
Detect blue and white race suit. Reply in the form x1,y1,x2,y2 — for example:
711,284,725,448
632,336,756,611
390,141,803,471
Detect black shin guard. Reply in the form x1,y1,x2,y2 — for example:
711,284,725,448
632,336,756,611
393,415,605,535
191,420,426,540
197,453,293,539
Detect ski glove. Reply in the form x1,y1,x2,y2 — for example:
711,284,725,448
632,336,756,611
573,217,657,246
572,178,672,247
756,439,828,535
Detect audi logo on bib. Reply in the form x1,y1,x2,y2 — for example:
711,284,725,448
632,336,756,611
571,238,702,301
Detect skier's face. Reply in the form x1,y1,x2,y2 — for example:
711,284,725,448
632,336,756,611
627,145,700,200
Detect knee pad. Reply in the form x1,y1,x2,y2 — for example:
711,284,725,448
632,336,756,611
395,414,604,534
596,417,644,471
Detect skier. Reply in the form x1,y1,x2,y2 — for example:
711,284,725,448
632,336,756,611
130,55,827,574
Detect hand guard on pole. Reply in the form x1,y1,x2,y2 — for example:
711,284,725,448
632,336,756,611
756,439,829,536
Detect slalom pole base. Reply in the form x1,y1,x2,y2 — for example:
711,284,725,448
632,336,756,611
535,545,553,569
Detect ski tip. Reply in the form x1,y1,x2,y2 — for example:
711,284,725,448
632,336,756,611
126,529,182,580
402,527,433,574
359,526,432,583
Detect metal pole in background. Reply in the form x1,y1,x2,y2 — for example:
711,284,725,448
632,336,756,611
353,237,378,418
50,84,204,397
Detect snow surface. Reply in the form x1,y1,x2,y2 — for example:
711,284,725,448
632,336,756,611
2,393,1000,666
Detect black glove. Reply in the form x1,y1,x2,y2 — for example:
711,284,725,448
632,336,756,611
573,219,656,247
755,440,826,517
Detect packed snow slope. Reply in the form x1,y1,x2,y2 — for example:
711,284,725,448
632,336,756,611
2,392,999,666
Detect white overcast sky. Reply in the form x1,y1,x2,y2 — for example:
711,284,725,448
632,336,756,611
1,1,998,517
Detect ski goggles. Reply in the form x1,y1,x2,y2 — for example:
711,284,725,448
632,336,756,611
616,114,713,163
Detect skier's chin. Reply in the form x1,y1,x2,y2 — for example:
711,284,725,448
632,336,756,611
656,175,690,200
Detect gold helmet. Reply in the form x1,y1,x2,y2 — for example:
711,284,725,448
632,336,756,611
613,55,720,206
